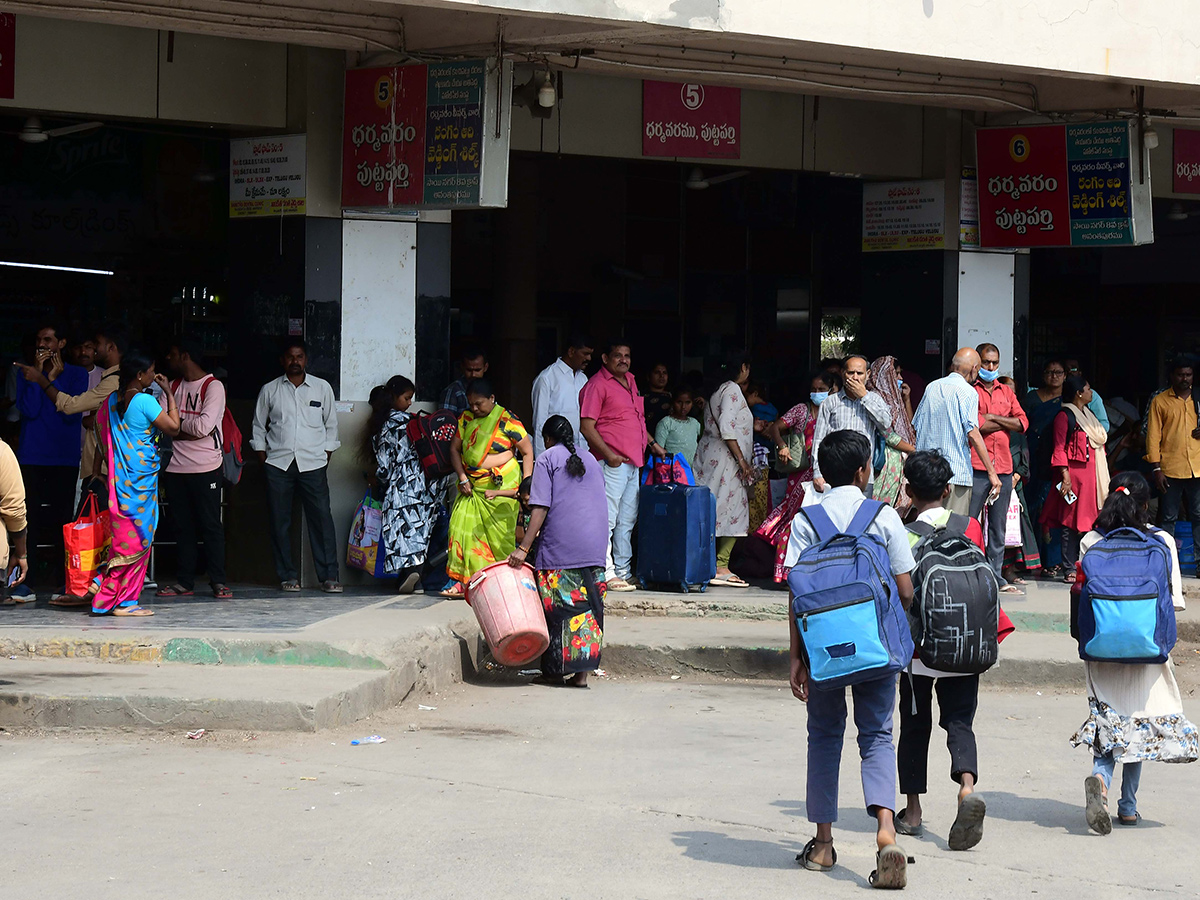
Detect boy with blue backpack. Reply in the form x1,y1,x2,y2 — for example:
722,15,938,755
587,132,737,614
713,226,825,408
785,429,916,889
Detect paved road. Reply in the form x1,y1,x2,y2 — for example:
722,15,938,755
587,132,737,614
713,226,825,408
2,678,1196,898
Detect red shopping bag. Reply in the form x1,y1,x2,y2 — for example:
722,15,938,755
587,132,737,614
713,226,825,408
63,493,111,596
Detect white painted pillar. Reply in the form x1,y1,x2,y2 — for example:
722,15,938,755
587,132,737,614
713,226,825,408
956,251,1016,373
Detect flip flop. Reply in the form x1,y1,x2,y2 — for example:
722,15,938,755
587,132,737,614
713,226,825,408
439,584,465,599
894,809,925,837
795,838,836,871
111,605,154,617
709,575,750,588
948,793,987,850
280,580,301,592
397,572,420,595
1118,813,1141,827
211,585,233,600
868,844,907,889
155,585,193,598
999,584,1024,594
1084,775,1112,835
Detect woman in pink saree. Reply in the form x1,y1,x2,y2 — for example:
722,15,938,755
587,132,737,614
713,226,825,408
91,351,180,616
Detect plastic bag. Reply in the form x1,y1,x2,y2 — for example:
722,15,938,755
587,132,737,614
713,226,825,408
346,491,387,577
641,454,697,487
63,493,110,596
1004,491,1023,548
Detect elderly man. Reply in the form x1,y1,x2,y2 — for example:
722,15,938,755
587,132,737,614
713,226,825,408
913,347,1001,515
970,343,1028,591
811,355,892,497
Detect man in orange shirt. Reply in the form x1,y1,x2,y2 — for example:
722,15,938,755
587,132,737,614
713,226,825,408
1146,360,1200,564
970,343,1028,592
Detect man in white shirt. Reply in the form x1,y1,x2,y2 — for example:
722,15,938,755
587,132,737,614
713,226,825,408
530,333,593,456
251,339,342,593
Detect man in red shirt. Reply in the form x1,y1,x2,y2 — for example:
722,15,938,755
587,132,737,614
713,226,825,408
579,341,666,592
970,343,1028,592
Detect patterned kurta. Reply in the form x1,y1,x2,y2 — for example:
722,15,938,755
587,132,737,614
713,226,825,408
694,381,754,538
374,411,448,573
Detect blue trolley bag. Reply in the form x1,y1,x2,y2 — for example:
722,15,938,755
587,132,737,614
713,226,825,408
1078,527,1176,664
787,500,914,690
636,481,717,593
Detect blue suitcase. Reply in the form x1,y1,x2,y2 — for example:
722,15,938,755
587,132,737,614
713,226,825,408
636,483,717,592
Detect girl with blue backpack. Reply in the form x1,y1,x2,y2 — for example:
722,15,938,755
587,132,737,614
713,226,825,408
1070,471,1198,834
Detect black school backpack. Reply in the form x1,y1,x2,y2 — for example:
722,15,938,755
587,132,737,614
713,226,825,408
906,514,1000,674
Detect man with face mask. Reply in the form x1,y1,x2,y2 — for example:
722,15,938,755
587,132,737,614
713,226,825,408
969,343,1028,589
913,348,1001,515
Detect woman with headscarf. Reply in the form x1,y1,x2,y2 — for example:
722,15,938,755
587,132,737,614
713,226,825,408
694,353,755,587
1040,375,1109,583
867,355,918,514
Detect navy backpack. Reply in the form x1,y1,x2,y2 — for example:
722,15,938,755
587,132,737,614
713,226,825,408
787,500,914,690
1077,527,1176,664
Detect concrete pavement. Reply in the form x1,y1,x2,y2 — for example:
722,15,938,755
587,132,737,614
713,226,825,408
1,679,1196,898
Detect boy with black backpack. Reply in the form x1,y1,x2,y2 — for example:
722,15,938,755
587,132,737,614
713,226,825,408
896,451,1013,852
785,430,916,889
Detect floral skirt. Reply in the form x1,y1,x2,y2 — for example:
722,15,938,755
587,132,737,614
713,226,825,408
1071,697,1200,765
537,566,605,675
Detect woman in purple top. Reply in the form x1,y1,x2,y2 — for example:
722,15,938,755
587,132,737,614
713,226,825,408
508,415,608,687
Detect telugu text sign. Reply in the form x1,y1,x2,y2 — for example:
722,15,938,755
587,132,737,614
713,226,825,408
976,121,1142,248
862,180,946,252
229,134,306,218
642,80,740,160
0,14,14,101
341,61,495,209
1173,127,1200,195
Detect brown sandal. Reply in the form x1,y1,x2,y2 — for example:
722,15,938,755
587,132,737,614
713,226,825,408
111,605,155,617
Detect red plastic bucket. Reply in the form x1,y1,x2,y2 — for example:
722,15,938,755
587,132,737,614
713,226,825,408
466,561,550,667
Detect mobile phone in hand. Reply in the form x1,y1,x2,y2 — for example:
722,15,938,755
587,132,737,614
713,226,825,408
1057,480,1078,505
7,566,19,587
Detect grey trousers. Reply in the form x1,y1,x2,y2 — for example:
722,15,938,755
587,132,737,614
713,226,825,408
969,471,1014,582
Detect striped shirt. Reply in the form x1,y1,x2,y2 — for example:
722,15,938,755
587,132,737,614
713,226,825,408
913,372,980,486
810,390,892,482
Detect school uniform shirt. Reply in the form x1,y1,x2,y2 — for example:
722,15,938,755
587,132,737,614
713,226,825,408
251,373,340,473
168,375,226,474
530,358,589,457
783,485,915,575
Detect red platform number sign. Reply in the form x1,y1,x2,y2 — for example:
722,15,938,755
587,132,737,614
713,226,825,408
642,80,740,159
0,14,14,101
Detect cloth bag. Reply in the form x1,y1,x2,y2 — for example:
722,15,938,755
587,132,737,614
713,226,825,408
641,453,697,487
346,491,387,577
63,493,111,596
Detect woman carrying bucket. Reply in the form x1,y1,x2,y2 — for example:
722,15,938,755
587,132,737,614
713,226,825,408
508,415,608,687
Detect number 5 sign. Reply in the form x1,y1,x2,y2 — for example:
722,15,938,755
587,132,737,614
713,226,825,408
0,14,14,101
642,79,740,159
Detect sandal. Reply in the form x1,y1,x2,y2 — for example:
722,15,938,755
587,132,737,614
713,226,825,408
111,605,155,617
709,574,750,588
321,580,344,594
155,584,193,598
1117,813,1141,827
868,844,907,889
607,578,637,592
439,583,465,599
948,793,987,851
999,584,1024,594
796,838,836,871
280,580,301,592
1084,775,1112,835
1063,571,1077,584
211,584,233,600
894,809,925,837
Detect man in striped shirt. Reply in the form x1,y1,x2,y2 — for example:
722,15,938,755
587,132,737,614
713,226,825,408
913,348,1001,515
811,355,892,496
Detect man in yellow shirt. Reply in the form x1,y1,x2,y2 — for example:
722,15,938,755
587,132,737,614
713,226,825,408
1145,360,1200,564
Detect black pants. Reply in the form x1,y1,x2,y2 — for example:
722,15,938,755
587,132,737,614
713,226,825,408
164,469,226,590
1060,527,1084,571
264,461,339,583
22,464,77,586
1160,477,1200,560
898,673,980,794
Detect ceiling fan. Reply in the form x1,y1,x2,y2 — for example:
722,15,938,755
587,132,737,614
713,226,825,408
8,116,104,144
685,166,750,190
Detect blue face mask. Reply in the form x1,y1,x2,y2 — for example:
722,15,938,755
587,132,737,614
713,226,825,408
810,391,829,405
978,367,1000,383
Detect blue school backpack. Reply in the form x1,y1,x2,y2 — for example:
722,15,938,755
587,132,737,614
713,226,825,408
1077,527,1176,664
787,500,914,690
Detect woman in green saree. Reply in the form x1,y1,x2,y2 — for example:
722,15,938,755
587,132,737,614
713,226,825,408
444,378,534,597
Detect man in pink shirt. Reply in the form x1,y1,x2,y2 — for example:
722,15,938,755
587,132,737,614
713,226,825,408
970,343,1029,592
157,337,231,600
579,341,666,592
